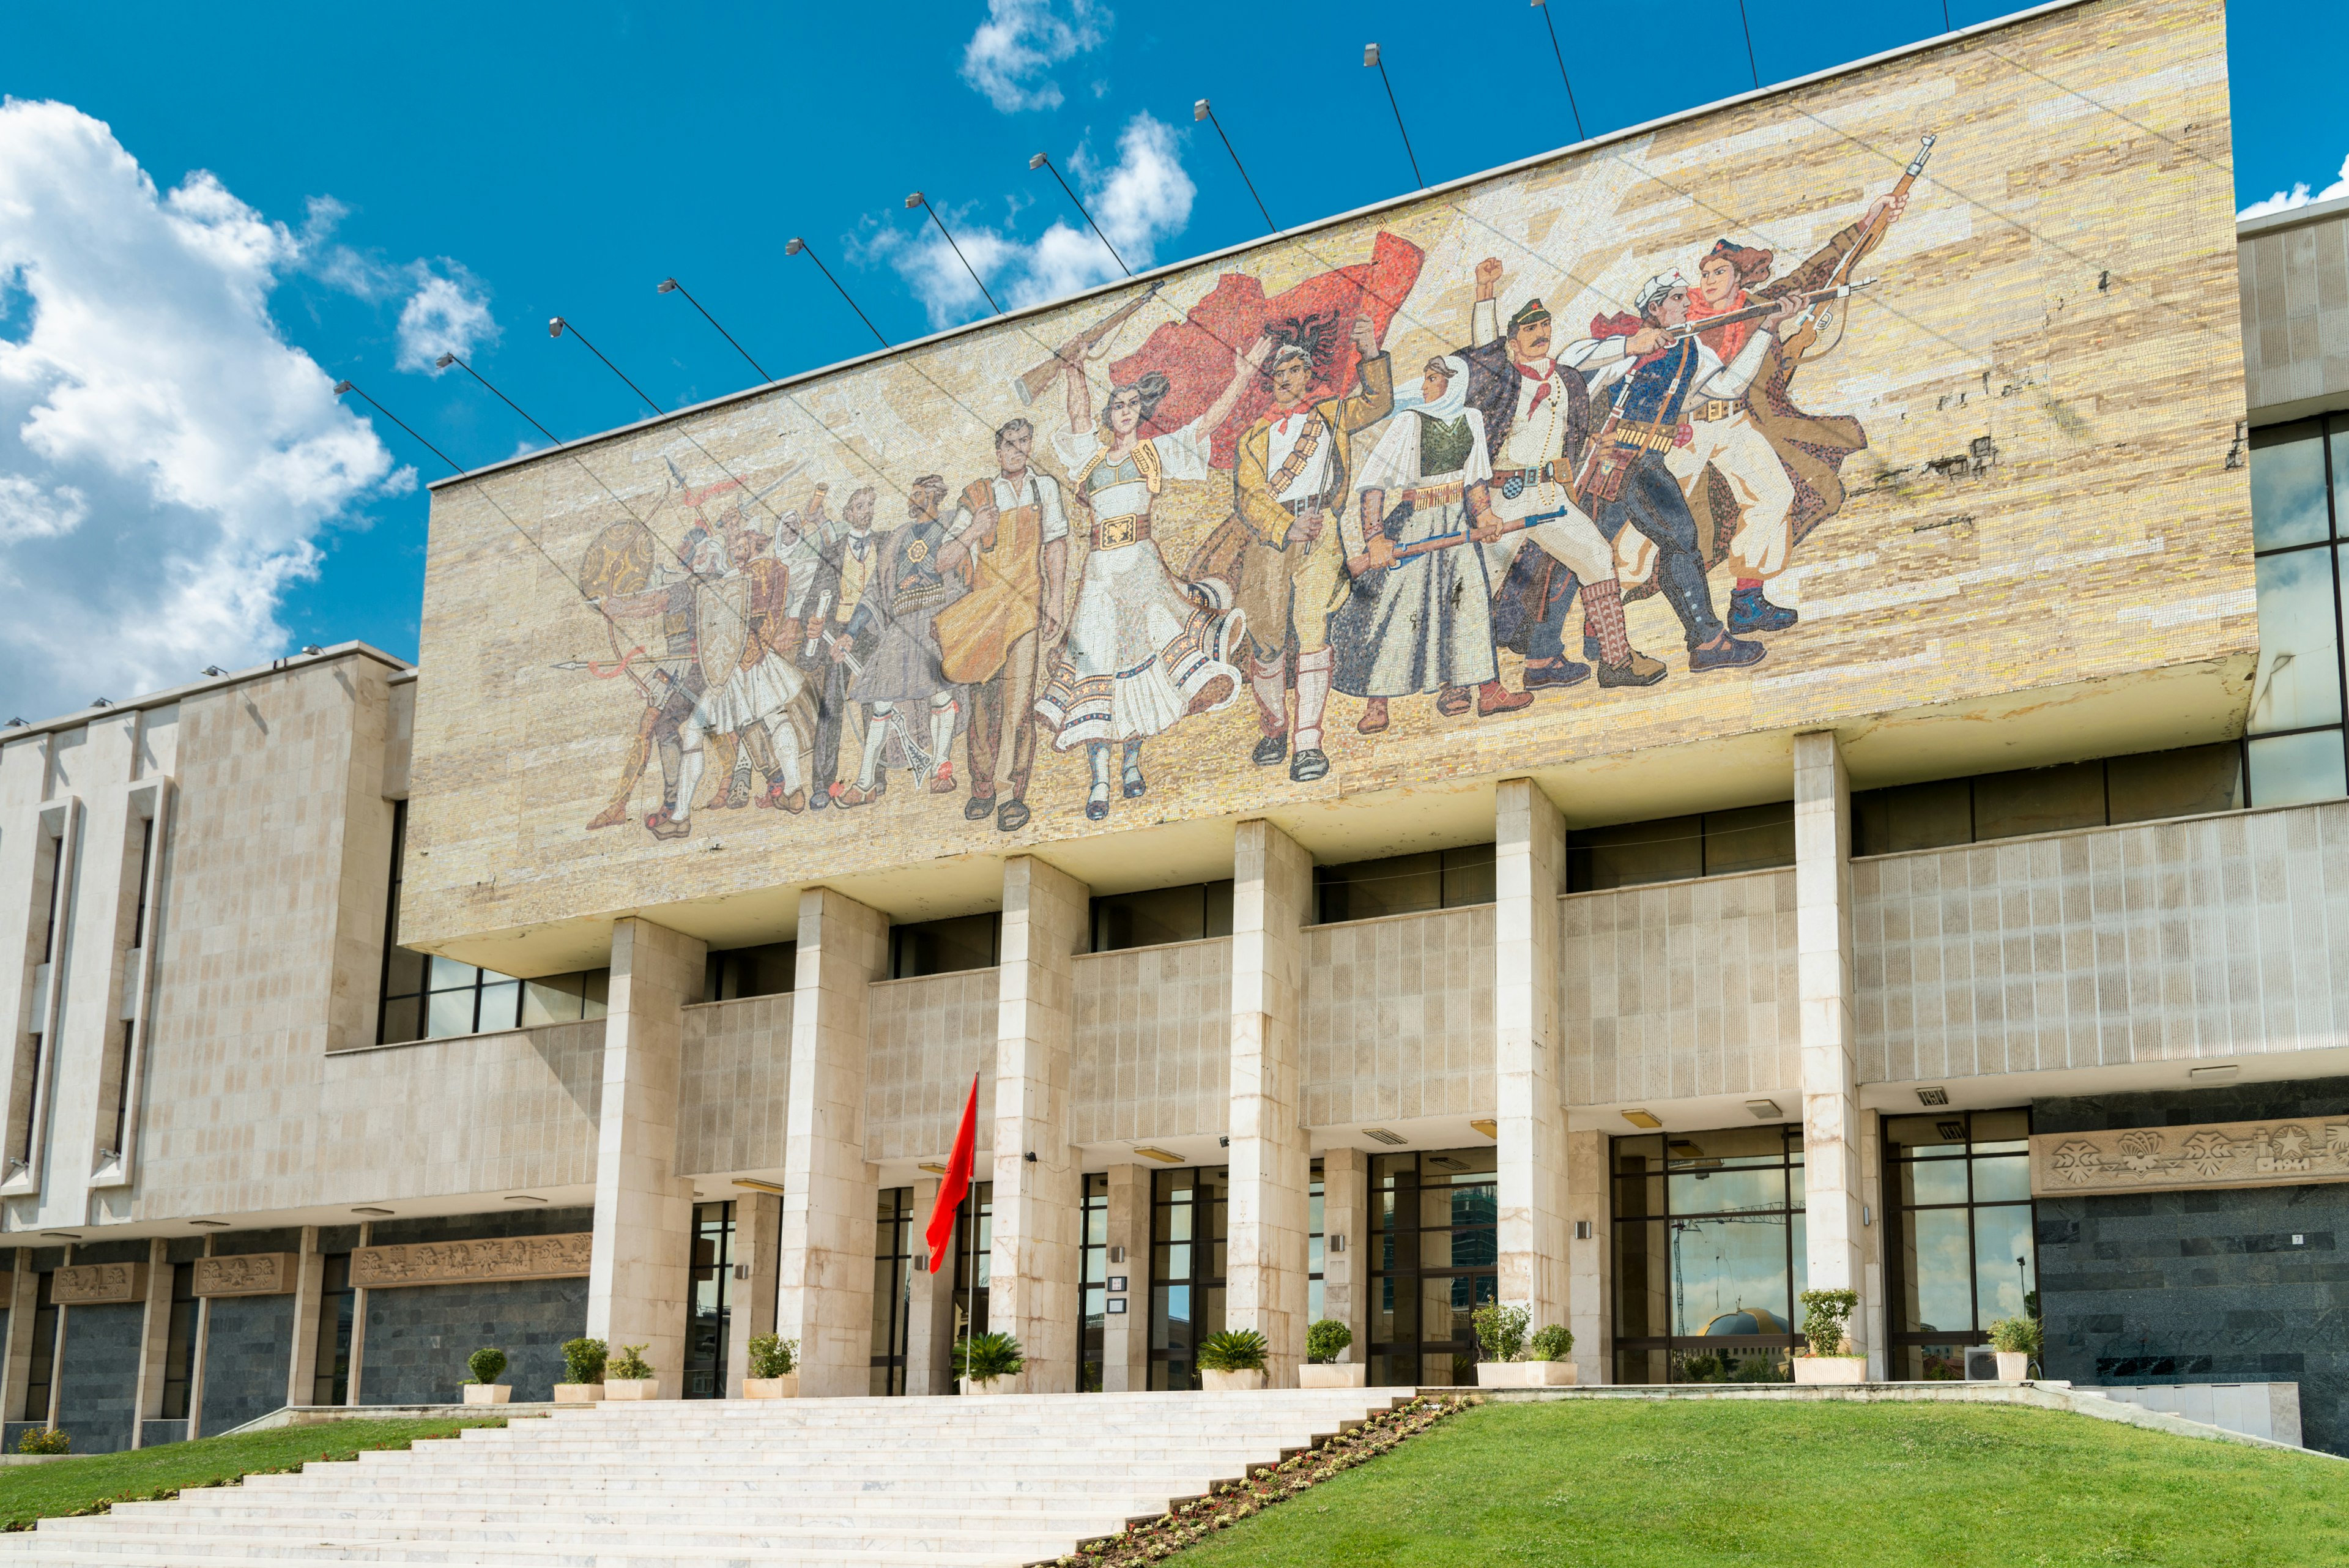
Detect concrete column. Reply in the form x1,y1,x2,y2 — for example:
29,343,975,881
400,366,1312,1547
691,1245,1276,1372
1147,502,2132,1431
1318,1148,1368,1366
1496,779,1570,1332
1101,1162,1149,1391
345,1222,371,1406
777,888,887,1398
904,1177,954,1396
1794,730,1867,1352
1858,1109,1888,1380
1227,820,1312,1386
186,1236,213,1438
130,1238,171,1445
586,916,706,1399
1565,1129,1612,1385
989,856,1088,1393
0,1252,34,1423
284,1225,323,1410
724,1191,782,1399
47,1243,70,1429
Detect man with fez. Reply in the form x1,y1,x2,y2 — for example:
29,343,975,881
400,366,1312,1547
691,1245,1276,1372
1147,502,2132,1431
934,418,1071,833
1226,315,1392,784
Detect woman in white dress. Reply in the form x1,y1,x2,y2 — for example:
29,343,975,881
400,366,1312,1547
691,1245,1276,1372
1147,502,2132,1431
1037,335,1266,820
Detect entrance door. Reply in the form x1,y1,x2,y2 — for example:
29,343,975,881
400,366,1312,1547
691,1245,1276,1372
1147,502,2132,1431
1368,1148,1497,1386
1148,1166,1228,1389
683,1201,733,1398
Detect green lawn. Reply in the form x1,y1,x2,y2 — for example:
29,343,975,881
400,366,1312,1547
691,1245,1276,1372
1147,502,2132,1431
1176,1399,2349,1567
0,1417,512,1532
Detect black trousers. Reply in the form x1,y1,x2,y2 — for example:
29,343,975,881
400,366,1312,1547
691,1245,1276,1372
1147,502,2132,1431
1594,449,1726,649
810,656,855,797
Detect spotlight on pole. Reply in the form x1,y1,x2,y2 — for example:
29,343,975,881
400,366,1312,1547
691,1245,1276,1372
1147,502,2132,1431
547,314,663,416
548,316,566,340
656,275,772,382
332,377,467,474
1029,150,1130,277
1194,97,1277,234
785,236,891,349
436,352,562,447
1529,0,1587,142
657,278,678,294
1362,43,1425,190
906,191,1003,316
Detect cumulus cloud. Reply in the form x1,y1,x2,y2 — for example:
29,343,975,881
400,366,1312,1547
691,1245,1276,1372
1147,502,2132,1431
2238,150,2349,220
962,0,1109,113
869,113,1193,329
0,99,405,719
396,267,498,371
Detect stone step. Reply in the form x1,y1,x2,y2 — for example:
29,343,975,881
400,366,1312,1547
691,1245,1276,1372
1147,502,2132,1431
33,1518,1109,1556
100,1500,1149,1533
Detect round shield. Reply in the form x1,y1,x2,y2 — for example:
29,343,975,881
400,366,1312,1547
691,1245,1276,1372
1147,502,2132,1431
696,574,751,688
579,519,656,600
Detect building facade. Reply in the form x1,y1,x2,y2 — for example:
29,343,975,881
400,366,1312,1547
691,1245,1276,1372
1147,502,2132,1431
9,0,2349,1456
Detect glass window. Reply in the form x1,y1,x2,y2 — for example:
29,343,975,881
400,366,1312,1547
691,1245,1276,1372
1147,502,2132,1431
1308,1161,1326,1327
1314,846,1494,924
868,1190,911,1396
2249,548,2343,734
946,1180,994,1362
705,942,795,1002
1077,1174,1108,1392
310,1254,355,1406
1149,1168,1227,1389
376,801,571,1042
1090,882,1234,953
1368,1148,1499,1388
1885,1107,2039,1380
1569,816,1701,890
891,914,1000,978
1609,1123,1804,1384
685,1202,735,1399
2105,743,2244,824
2247,729,2348,808
158,1263,198,1420
2244,415,2348,808
2249,420,2330,550
1971,761,2106,841
1700,803,1797,875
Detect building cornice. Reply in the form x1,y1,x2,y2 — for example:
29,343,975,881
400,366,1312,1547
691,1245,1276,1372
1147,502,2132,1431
0,642,413,743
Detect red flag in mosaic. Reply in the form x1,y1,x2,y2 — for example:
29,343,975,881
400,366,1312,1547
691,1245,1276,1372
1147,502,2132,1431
923,1071,980,1275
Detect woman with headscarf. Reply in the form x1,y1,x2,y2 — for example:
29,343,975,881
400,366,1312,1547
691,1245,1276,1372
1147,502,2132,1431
1331,354,1532,734
1037,335,1264,820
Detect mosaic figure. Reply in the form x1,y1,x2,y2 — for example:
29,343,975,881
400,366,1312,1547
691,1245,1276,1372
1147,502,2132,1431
800,486,880,809
832,477,968,806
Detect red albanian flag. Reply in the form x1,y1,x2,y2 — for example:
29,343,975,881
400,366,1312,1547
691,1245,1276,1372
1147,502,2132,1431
923,1072,981,1275
1110,229,1426,470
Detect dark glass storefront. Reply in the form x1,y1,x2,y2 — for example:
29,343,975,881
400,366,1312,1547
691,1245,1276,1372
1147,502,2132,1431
870,1187,914,1395
1612,1125,1806,1383
683,1201,733,1398
1079,1173,1108,1391
1368,1148,1496,1386
1885,1109,2037,1378
1148,1166,1227,1388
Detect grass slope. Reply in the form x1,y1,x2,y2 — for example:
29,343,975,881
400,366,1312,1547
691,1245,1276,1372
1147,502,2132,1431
1174,1400,2349,1567
0,1417,510,1532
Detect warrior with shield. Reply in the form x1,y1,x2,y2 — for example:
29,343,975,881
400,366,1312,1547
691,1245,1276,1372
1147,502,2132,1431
829,476,969,808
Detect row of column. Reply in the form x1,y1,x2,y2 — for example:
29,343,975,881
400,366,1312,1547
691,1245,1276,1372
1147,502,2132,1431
585,734,1876,1395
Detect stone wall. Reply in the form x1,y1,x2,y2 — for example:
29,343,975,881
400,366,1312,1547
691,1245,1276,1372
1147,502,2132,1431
866,970,1000,1162
1072,939,1229,1145
56,1302,141,1452
1302,907,1494,1126
678,995,791,1175
199,1293,295,1435
361,1208,593,1405
2035,1077,2349,1456
2238,195,2349,422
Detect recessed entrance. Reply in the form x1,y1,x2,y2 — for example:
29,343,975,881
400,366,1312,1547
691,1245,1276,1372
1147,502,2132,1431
1368,1148,1497,1386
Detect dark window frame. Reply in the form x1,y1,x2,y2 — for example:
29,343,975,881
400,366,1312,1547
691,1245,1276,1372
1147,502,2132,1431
2244,415,2349,805
1881,1107,2038,1381
1368,1148,1499,1388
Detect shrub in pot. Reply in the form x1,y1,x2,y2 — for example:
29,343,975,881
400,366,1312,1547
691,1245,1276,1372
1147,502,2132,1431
1987,1315,2042,1381
604,1343,658,1400
462,1346,511,1405
555,1337,607,1403
1197,1328,1269,1392
953,1331,1026,1394
1474,1307,1578,1387
744,1334,800,1399
1300,1318,1364,1388
1794,1288,1866,1385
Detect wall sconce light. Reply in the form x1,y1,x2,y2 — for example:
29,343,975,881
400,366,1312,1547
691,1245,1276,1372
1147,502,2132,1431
1574,1220,1594,1241
1109,1246,1126,1264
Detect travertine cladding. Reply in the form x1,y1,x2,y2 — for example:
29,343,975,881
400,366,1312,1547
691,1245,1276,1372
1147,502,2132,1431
2238,198,2349,418
1071,939,1231,1145
1852,800,2349,1084
1560,869,1801,1106
677,995,792,1175
1302,905,1496,1127
864,968,1000,1162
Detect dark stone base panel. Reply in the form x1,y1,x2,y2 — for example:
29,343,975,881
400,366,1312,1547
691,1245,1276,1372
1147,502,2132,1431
141,1419,190,1449
198,1293,295,1436
58,1301,143,1454
362,1277,588,1405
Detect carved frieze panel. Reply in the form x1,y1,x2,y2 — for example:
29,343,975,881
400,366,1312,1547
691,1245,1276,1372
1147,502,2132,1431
52,1261,146,1305
350,1232,592,1289
2032,1118,2349,1198
192,1252,293,1298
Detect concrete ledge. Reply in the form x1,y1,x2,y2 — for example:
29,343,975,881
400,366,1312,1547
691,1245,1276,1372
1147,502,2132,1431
217,1404,560,1436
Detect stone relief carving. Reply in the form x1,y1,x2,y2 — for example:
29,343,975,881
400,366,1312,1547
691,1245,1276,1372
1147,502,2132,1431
2032,1117,2349,1197
51,1261,146,1305
192,1252,293,1298
351,1232,592,1289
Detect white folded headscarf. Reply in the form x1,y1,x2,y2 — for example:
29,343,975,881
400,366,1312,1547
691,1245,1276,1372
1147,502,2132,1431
1391,354,1471,424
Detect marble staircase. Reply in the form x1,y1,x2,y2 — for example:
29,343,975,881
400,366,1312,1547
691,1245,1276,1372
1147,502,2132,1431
0,1389,1406,1566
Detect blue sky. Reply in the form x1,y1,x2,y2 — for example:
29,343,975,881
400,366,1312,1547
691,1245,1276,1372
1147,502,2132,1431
0,0,2339,717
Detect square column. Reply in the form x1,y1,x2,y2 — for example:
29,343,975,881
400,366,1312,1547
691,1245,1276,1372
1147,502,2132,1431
1565,1129,1611,1384
1318,1148,1368,1364
904,1178,955,1396
989,856,1088,1392
588,917,706,1399
1794,731,1868,1352
1100,1163,1149,1391
132,1238,171,1445
1496,779,1570,1332
778,888,887,1397
1228,820,1312,1386
724,1191,781,1398
284,1225,324,1410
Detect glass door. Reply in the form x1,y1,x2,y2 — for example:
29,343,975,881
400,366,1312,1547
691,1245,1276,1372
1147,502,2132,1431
1368,1148,1497,1386
683,1202,733,1398
1148,1166,1227,1389
1884,1108,2037,1378
869,1187,913,1394
1611,1124,1805,1383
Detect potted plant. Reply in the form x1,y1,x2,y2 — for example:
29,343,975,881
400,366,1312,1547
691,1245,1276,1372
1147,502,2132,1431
461,1347,511,1405
744,1334,799,1399
604,1343,658,1400
1471,1305,1577,1387
1794,1288,1867,1385
1987,1315,2041,1382
952,1331,1026,1395
1196,1329,1269,1391
1299,1318,1364,1388
554,1337,606,1403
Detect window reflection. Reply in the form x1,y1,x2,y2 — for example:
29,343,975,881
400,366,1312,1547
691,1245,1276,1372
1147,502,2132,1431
1611,1124,1804,1384
2245,415,2348,807
1885,1109,2038,1378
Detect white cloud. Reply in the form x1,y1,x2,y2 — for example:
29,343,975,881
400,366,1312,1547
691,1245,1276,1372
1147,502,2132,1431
867,113,1193,329
0,99,404,719
962,0,1109,113
2238,150,2349,220
396,267,498,371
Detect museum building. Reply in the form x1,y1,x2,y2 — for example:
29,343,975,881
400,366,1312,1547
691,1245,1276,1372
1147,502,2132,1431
5,0,2349,1457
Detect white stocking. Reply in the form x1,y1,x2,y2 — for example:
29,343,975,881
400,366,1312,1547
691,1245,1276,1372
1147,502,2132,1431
856,703,892,790
1293,647,1334,753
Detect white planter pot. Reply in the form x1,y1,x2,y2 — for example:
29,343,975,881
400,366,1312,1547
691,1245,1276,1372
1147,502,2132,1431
461,1384,511,1405
603,1378,659,1401
1475,1361,1578,1388
743,1375,798,1399
1201,1369,1267,1392
960,1376,1014,1395
551,1383,604,1404
1299,1364,1367,1388
1792,1356,1868,1386
1995,1351,2031,1382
